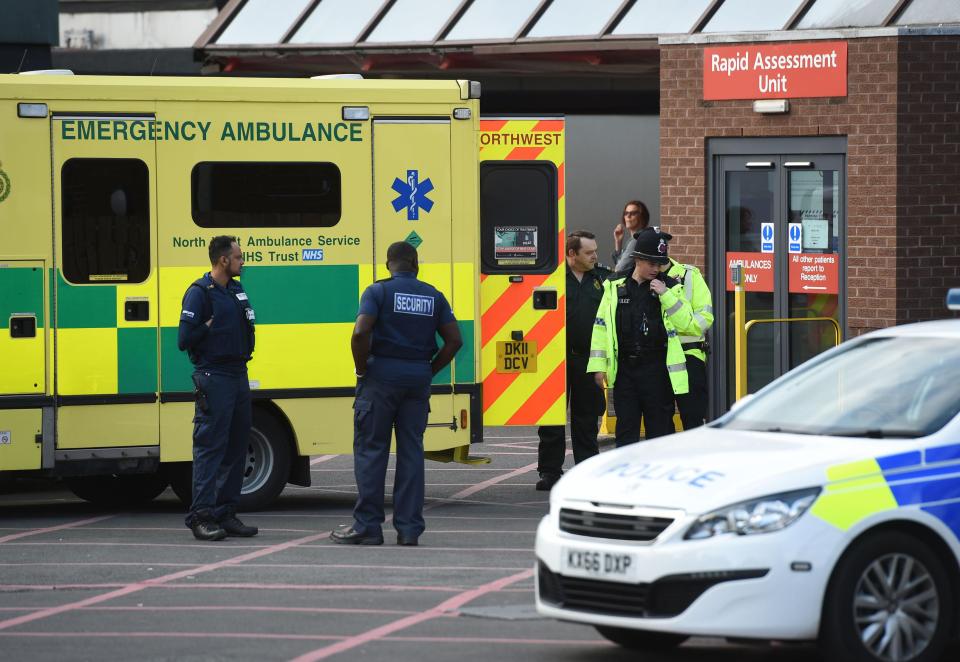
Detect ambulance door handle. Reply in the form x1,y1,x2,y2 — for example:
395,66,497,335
9,314,37,338
124,299,150,322
532,289,557,310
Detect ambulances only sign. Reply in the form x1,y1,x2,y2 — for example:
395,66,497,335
703,41,847,101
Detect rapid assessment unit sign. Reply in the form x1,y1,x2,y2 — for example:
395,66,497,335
703,41,847,101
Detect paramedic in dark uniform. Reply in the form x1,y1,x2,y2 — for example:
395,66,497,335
332,241,462,546
177,235,258,542
535,231,609,491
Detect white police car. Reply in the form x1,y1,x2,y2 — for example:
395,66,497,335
535,291,960,662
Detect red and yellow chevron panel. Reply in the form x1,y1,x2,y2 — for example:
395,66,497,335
479,118,566,426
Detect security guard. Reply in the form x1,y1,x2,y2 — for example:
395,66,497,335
333,242,462,546
588,227,692,445
665,256,714,430
178,235,258,541
536,231,609,491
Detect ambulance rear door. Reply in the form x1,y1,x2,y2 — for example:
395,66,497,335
478,117,566,426
371,117,457,431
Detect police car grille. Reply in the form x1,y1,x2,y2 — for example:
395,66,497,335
538,563,649,617
559,508,673,542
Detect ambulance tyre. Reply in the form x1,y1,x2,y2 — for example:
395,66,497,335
164,463,193,508
819,530,954,662
238,409,291,511
67,473,169,506
593,626,688,651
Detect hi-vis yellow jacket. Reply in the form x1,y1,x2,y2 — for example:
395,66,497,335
587,273,691,394
665,258,714,363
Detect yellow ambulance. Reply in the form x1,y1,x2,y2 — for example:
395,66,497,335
0,72,567,508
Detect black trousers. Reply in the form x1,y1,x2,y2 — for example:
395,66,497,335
676,355,708,431
537,354,603,476
186,370,251,526
613,356,675,447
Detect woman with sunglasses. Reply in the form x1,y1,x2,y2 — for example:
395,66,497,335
612,200,650,272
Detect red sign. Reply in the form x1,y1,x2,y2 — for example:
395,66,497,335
726,252,774,292
789,253,839,295
704,41,847,101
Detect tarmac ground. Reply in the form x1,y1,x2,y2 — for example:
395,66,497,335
0,426,947,661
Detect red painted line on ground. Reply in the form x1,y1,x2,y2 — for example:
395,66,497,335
0,582,465,593
446,461,538,501
389,636,604,646
0,445,530,633
2,541,270,549
0,529,332,632
0,515,114,544
0,632,606,647
0,631,343,641
153,583,465,593
289,568,535,662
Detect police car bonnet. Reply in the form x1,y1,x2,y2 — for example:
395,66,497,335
631,227,672,264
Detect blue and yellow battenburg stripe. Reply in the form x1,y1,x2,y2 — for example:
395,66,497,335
811,444,960,539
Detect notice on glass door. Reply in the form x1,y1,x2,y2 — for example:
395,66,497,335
789,253,838,294
726,252,774,292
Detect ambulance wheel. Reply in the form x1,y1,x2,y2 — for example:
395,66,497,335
593,626,688,651
164,462,193,508
238,409,291,511
820,531,953,662
67,473,169,506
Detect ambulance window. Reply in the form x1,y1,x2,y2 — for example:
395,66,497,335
61,158,151,285
191,162,341,228
479,161,558,274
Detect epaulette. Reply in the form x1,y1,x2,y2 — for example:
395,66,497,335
373,276,394,284
606,267,633,282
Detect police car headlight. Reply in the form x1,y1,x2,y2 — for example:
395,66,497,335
684,487,821,540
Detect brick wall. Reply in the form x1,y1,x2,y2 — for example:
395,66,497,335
660,38,901,335
896,36,960,322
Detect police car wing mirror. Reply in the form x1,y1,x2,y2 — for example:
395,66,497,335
947,288,960,311
729,393,755,413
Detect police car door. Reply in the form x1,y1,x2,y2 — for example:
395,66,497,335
478,117,566,426
51,114,160,451
372,118,457,431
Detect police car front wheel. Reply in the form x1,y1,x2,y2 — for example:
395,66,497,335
593,626,688,651
820,530,955,662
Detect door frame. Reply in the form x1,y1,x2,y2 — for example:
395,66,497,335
706,136,848,418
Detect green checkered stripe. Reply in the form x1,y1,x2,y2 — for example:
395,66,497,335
50,265,474,394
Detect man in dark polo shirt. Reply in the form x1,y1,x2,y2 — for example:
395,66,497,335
535,231,610,491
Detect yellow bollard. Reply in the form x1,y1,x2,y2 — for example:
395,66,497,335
732,265,747,401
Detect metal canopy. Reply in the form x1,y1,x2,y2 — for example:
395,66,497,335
195,0,960,76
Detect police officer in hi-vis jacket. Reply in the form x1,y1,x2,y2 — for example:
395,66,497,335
587,228,694,446
178,235,258,541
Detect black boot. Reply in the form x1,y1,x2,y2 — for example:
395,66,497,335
220,513,258,537
190,517,227,541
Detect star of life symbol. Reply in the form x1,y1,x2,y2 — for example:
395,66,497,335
392,169,434,220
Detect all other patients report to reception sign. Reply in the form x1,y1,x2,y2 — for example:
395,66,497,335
704,41,847,100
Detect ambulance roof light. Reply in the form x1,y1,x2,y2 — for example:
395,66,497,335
342,106,370,121
19,69,74,76
18,103,48,118
311,73,363,80
947,288,960,311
